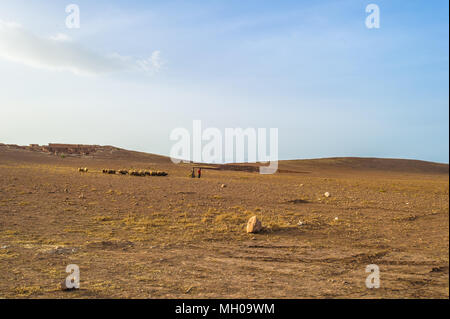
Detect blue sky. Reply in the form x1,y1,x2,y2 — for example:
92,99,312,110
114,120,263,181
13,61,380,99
0,0,448,163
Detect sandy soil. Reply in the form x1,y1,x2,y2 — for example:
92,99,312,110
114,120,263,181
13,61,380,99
0,145,448,298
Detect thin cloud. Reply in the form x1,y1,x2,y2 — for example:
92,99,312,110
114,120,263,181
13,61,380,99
48,33,72,42
137,50,164,73
0,20,162,76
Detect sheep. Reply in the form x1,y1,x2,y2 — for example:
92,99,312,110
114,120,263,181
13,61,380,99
127,169,167,177
78,167,88,173
130,170,144,176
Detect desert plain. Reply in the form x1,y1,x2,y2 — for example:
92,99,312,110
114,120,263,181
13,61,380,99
0,144,448,298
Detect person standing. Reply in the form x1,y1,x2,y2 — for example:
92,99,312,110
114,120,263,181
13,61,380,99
191,168,195,178
198,168,202,178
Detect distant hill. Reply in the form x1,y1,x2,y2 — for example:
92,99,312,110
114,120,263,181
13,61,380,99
0,143,447,175
277,157,449,175
0,143,170,164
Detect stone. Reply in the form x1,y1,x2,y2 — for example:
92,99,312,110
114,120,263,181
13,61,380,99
246,216,262,233
221,184,226,188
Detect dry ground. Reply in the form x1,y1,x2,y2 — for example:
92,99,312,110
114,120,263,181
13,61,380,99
0,146,448,298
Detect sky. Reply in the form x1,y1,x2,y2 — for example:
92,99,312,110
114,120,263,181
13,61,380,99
0,0,448,163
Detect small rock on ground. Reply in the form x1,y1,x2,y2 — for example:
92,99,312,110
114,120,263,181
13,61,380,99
246,216,262,233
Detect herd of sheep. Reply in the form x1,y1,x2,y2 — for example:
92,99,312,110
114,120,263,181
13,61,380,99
102,169,168,176
77,167,168,176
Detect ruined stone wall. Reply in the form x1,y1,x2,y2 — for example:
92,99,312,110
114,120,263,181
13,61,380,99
45,144,99,155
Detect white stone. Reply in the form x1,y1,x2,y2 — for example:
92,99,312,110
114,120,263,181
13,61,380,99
246,216,262,233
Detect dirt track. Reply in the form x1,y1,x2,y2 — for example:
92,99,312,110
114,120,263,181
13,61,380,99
0,146,448,298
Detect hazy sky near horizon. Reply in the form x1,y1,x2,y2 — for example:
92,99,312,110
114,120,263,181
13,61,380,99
0,0,448,163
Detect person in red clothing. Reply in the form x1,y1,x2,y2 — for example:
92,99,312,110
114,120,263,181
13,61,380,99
197,168,201,178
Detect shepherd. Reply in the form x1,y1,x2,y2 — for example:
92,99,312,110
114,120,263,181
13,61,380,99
198,168,202,178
